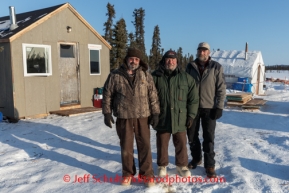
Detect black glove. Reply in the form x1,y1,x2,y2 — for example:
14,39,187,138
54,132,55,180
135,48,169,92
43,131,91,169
149,114,159,128
186,116,194,128
104,113,115,128
210,108,223,120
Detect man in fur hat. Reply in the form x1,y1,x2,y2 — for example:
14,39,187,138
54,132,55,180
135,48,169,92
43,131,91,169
102,47,160,187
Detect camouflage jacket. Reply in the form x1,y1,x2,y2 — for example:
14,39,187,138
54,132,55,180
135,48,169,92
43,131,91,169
102,64,160,119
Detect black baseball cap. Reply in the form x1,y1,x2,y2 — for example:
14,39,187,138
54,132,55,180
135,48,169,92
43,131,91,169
164,49,177,58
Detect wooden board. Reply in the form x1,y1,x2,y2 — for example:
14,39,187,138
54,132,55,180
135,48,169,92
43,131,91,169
226,92,253,98
60,104,81,110
243,99,267,106
226,101,245,106
242,96,253,103
242,106,261,109
253,98,264,100
49,107,102,116
227,94,252,101
227,99,252,106
227,96,243,101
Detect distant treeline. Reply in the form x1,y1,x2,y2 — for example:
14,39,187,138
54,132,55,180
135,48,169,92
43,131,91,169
265,65,289,71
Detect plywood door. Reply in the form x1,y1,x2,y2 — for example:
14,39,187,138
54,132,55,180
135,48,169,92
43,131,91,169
58,43,79,105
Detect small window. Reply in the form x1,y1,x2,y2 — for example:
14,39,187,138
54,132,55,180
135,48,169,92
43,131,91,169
60,44,75,58
90,50,100,74
88,44,102,75
22,44,52,76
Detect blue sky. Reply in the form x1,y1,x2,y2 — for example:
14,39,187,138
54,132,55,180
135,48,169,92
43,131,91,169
1,0,288,66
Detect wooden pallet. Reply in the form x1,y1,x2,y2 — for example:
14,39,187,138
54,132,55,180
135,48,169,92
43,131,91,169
49,107,102,117
226,92,253,107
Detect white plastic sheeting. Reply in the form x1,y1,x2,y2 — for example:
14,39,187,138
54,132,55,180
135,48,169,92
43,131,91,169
210,50,265,94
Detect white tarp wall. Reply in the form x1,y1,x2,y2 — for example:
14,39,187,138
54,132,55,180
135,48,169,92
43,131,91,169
210,50,265,95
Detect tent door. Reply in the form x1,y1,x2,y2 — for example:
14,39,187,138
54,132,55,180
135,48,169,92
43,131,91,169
256,65,261,95
58,42,80,105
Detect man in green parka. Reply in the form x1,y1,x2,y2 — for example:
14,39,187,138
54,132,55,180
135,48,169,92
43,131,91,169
151,49,199,177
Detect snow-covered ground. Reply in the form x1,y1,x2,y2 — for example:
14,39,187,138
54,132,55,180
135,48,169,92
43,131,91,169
266,70,289,80
1,81,289,193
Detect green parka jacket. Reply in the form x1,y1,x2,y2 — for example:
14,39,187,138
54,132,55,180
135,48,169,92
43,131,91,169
151,65,199,134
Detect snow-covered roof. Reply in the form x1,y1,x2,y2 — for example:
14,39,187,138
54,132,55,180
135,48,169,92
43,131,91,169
210,50,262,68
0,4,64,40
0,3,111,49
210,50,264,78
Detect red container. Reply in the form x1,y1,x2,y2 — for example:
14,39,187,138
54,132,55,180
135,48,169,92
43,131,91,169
93,94,102,108
94,99,102,108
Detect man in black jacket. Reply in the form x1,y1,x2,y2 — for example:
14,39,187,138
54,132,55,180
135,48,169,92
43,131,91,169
186,42,226,178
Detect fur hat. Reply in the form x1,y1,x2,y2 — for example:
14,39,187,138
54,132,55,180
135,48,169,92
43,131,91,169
123,47,148,70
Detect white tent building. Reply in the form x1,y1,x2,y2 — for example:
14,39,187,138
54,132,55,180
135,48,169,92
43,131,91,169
210,48,265,95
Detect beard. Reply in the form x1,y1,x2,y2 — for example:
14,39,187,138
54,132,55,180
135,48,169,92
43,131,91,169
127,62,139,71
197,53,209,62
165,63,177,71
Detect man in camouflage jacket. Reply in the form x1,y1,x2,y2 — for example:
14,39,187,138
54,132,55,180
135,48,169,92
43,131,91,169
102,47,160,186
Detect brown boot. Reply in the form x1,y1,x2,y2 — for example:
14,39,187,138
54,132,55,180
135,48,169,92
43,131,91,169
188,159,202,169
205,167,216,178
